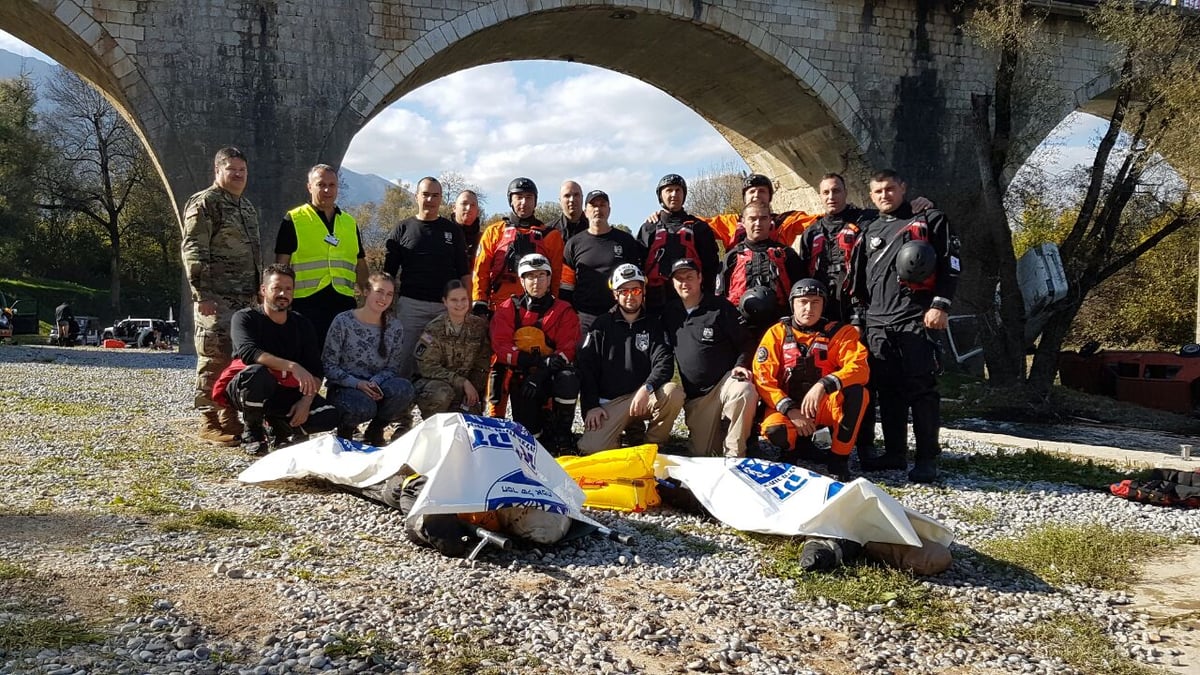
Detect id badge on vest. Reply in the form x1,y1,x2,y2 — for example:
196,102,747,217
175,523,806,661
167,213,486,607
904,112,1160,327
324,233,340,247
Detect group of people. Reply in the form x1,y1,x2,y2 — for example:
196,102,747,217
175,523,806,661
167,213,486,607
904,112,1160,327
181,146,959,483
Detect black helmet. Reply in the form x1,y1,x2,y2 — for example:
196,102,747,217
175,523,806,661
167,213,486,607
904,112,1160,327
507,177,538,199
738,286,777,325
896,240,936,284
656,173,687,206
742,173,774,199
788,278,828,302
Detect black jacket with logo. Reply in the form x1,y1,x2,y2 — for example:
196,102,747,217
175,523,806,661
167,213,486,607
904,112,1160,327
576,307,675,412
663,294,753,399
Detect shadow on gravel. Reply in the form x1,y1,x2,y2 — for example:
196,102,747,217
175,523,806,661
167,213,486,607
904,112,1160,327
939,544,1054,594
0,345,193,370
0,510,149,547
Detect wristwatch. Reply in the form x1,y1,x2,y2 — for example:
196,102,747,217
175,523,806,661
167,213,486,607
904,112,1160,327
644,383,654,394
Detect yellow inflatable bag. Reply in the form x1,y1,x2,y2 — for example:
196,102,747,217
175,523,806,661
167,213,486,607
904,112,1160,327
557,444,661,513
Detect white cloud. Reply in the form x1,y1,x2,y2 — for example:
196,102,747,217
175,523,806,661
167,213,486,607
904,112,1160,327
344,62,745,225
0,32,52,62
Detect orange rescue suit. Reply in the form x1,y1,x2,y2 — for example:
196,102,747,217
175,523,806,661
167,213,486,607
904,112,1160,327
471,219,564,310
707,210,820,250
753,318,869,456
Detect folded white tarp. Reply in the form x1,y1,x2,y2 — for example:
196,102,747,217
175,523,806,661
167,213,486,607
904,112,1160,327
238,413,602,529
659,455,953,547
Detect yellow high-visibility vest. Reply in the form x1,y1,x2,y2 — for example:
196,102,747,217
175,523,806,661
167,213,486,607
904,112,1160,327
288,204,357,298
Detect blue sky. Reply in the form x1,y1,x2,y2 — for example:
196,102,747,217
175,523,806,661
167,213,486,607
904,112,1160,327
0,30,1103,227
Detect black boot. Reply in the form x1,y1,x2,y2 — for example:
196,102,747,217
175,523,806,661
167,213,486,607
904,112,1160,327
363,420,388,447
241,411,268,457
826,454,851,482
859,449,908,472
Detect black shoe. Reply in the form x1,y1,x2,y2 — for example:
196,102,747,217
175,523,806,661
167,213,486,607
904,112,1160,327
908,461,940,484
798,539,841,572
622,421,646,447
795,437,830,463
858,450,907,472
242,435,268,457
336,424,357,440
826,455,851,482
363,422,388,447
748,436,783,462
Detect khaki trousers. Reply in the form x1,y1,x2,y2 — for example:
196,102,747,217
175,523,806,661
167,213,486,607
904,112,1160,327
683,371,758,457
577,383,684,455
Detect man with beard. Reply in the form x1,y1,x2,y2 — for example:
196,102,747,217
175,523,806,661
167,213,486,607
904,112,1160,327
217,264,338,456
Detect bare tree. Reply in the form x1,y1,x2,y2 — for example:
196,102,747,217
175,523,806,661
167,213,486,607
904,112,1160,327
686,162,745,218
36,68,153,314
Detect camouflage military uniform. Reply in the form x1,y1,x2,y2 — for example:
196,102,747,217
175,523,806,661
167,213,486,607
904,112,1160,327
181,185,262,413
413,313,490,416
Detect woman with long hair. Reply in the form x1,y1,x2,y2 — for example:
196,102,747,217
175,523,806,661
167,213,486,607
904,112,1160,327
322,272,415,445
412,280,491,416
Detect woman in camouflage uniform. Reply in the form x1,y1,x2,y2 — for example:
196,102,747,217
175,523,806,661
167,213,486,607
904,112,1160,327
413,281,491,416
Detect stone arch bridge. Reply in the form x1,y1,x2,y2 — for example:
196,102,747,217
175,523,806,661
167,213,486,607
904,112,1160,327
1,0,1119,310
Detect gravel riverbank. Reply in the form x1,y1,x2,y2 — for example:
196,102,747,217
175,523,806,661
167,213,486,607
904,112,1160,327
0,345,1197,675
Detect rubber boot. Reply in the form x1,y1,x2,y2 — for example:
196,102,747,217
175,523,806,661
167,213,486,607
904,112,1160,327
363,420,388,447
826,454,851,482
548,401,577,456
217,407,244,437
240,411,269,457
198,410,238,446
908,387,941,483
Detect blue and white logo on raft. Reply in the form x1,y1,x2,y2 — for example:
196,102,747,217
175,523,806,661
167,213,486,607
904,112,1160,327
463,414,538,469
732,458,842,502
334,437,382,453
485,470,568,513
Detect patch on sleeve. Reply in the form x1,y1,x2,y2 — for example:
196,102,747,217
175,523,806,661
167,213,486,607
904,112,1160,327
420,332,434,344
414,341,429,358
949,256,961,272
755,346,769,363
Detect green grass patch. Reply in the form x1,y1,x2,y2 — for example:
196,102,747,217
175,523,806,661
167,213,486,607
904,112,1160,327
25,398,113,418
323,630,395,663
125,593,155,614
942,448,1150,490
157,509,285,534
0,559,33,580
759,537,970,637
1016,612,1165,675
425,645,514,675
109,483,185,516
0,617,106,651
981,522,1175,589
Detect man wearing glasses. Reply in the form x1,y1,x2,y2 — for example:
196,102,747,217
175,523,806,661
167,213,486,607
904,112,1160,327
664,258,759,458
576,264,684,454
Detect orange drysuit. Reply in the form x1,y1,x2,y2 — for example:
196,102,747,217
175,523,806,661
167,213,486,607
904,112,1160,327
707,210,820,250
472,218,564,310
753,318,869,456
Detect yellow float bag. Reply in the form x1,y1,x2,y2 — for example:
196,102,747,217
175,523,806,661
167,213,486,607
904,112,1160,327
557,444,661,513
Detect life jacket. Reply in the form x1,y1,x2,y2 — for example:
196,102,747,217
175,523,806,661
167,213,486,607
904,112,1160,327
646,220,701,288
726,244,792,307
511,297,556,356
780,319,839,398
897,216,935,293
807,221,861,287
490,221,547,293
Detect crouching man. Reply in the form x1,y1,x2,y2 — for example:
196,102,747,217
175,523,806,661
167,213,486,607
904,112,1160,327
216,264,338,455
576,264,684,454
752,278,869,480
490,254,581,454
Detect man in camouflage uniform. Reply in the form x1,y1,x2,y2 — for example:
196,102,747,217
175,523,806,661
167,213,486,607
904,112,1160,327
412,310,490,417
181,147,262,445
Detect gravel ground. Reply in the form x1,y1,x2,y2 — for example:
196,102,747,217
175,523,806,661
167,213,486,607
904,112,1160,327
0,344,1198,675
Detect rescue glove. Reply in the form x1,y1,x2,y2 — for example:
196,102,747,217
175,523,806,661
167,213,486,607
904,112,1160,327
516,351,540,369
520,368,550,401
543,353,569,371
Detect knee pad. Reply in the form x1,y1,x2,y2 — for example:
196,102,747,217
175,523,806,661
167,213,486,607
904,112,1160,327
551,368,580,399
764,424,796,451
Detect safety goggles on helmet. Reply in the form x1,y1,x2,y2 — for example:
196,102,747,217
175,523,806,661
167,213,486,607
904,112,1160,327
517,253,553,277
609,263,646,289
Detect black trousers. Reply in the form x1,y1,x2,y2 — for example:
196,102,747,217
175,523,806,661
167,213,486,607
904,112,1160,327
227,364,338,436
864,324,941,461
508,366,580,436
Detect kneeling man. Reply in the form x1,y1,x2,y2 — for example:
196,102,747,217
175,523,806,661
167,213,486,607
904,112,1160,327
219,264,338,455
664,258,758,457
753,278,869,480
576,264,684,454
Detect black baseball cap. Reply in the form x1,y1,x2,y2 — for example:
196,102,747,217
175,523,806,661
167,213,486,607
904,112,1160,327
670,258,700,276
585,190,609,204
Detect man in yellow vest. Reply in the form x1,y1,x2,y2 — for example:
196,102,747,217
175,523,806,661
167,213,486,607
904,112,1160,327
274,164,369,351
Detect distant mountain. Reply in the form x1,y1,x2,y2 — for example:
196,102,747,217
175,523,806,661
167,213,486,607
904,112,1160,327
338,167,396,208
0,49,57,109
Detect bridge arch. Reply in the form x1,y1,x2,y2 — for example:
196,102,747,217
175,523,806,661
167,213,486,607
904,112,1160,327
333,1,875,209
